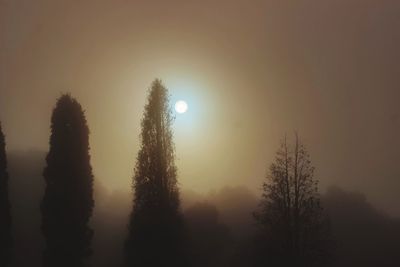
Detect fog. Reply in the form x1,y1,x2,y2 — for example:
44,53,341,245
1,0,399,218
6,151,400,266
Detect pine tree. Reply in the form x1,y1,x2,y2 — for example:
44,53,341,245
41,95,94,267
254,134,332,267
125,79,185,267
0,122,12,267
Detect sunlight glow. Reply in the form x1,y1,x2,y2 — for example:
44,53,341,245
175,100,188,114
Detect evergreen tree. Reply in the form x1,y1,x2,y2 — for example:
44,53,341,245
0,122,12,267
254,134,332,267
41,95,94,267
125,79,185,267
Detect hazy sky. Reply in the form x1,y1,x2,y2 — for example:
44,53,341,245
1,0,399,215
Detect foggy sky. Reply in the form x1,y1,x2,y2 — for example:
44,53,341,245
1,0,399,216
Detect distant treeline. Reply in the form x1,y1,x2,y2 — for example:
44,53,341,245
1,80,399,267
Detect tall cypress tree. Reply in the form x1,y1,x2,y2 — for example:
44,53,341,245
41,95,94,267
125,79,185,267
0,122,11,267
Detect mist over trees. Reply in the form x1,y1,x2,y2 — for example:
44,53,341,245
3,149,400,267
0,82,399,267
124,80,186,267
323,187,400,267
41,95,94,267
254,135,333,267
208,186,258,238
0,123,12,267
91,185,130,267
8,150,45,267
185,202,231,267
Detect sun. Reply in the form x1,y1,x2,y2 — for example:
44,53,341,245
175,100,188,114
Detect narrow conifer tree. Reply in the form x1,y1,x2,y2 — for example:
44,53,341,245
0,123,12,267
125,79,185,267
41,95,94,267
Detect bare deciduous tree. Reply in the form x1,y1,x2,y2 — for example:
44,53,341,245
254,134,332,267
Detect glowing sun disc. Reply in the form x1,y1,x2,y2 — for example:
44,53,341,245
175,100,188,114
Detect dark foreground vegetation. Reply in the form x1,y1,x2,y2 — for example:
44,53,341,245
0,80,399,267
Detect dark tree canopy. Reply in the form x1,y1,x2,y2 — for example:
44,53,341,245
125,79,185,267
0,123,12,267
254,134,332,267
41,95,94,267
184,202,231,267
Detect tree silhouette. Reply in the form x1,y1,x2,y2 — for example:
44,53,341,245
0,122,12,267
184,202,231,267
41,95,94,267
125,79,186,267
254,134,332,267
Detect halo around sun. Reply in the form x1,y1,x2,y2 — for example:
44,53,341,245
175,100,188,114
